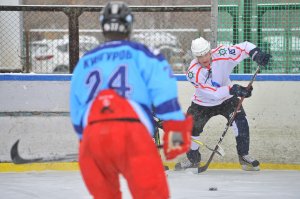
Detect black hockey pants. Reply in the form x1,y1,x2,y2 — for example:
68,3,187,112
187,97,250,156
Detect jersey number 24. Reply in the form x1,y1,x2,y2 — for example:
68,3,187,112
85,65,131,103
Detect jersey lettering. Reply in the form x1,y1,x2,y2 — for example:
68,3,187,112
228,48,236,55
108,66,131,97
84,50,132,68
86,70,101,103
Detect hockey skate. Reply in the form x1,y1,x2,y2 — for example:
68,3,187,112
174,149,201,171
239,154,260,171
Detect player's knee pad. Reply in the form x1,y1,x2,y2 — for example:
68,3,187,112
191,135,201,150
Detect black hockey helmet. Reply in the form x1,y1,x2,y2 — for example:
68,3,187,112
99,1,134,37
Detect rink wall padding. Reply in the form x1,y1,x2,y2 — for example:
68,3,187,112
0,73,300,171
1,162,300,172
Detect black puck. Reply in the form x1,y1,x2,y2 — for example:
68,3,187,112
209,187,218,191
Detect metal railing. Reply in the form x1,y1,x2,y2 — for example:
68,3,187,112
0,4,243,74
0,5,212,73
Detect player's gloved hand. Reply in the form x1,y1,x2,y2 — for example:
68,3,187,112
249,47,272,67
162,115,193,160
230,84,253,98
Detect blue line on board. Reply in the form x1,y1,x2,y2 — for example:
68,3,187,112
0,74,300,81
0,74,72,81
175,74,300,81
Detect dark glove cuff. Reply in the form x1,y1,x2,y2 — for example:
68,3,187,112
249,47,261,60
229,84,239,96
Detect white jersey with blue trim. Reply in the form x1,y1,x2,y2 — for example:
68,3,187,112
186,41,256,107
70,40,184,139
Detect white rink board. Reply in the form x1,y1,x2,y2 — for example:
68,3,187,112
0,74,300,164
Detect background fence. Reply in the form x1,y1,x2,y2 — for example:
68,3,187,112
218,0,300,74
0,0,299,74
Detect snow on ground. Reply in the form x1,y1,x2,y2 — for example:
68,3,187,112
0,169,299,199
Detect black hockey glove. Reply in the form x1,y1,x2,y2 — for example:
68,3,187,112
249,47,272,67
230,84,253,98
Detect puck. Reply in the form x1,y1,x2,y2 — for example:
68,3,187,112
209,187,218,191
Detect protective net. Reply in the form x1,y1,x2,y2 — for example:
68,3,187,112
218,0,300,74
0,1,299,74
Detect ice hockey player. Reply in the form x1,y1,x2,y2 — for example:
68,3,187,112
175,37,271,171
69,2,192,199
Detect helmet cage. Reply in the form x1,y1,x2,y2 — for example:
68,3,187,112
99,2,134,36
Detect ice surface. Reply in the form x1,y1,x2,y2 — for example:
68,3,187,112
0,169,299,199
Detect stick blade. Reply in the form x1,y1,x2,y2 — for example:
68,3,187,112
10,139,42,164
197,165,208,173
10,139,19,162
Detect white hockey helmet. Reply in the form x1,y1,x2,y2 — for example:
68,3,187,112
191,37,211,57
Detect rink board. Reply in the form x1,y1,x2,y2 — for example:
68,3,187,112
0,74,300,171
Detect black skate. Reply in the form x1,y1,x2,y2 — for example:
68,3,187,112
239,154,260,171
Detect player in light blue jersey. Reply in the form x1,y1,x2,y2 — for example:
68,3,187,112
69,2,192,199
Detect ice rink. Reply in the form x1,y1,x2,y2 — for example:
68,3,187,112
0,169,299,199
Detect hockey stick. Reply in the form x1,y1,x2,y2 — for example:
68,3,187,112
153,117,225,157
10,139,78,164
192,138,225,157
156,138,224,156
198,66,261,173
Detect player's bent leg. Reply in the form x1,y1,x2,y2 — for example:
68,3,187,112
176,103,208,171
174,148,201,171
175,135,201,171
233,114,260,171
123,122,169,199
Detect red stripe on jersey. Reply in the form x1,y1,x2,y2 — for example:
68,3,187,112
211,45,223,54
212,56,241,62
187,62,198,72
234,45,250,54
193,95,202,103
199,83,217,91
195,67,202,83
212,50,243,62
212,45,249,62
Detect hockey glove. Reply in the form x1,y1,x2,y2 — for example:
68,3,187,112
162,115,193,160
230,84,253,98
249,47,272,67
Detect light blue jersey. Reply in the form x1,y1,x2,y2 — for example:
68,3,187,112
70,40,184,139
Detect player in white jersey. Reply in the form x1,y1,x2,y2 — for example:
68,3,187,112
175,37,271,171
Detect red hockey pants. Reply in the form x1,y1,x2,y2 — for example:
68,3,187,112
79,120,169,199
